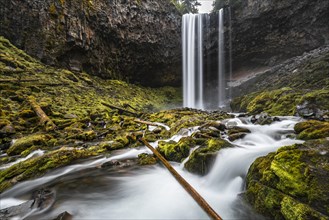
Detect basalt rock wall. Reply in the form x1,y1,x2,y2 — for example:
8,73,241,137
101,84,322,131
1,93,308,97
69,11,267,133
232,0,329,69
0,0,181,86
209,0,329,73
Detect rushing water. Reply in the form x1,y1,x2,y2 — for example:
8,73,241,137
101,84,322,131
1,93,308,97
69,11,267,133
1,116,303,219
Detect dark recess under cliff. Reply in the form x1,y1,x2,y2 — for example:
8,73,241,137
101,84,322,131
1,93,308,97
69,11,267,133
0,0,182,86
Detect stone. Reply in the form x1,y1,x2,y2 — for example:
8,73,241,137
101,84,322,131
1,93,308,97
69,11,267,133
245,139,329,219
0,0,181,86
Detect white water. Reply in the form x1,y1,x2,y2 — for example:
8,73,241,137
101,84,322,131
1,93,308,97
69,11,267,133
0,149,44,170
183,9,228,109
1,117,303,219
218,9,225,107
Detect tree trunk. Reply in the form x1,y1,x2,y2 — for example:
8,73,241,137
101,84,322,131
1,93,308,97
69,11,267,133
139,137,223,220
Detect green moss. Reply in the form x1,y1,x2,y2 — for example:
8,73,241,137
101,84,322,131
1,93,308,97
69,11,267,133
0,147,96,192
138,153,157,165
184,138,232,175
157,137,193,162
245,140,329,219
49,3,57,16
6,134,52,156
281,196,328,220
231,85,329,116
245,87,300,115
271,150,309,197
295,120,329,140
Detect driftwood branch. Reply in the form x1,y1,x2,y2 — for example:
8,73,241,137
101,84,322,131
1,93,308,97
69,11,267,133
101,102,139,116
139,138,222,220
28,96,56,131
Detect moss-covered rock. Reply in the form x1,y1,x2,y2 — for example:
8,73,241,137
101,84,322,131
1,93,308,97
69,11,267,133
137,153,157,165
231,87,329,119
245,139,329,219
6,134,52,156
184,138,232,175
294,120,329,140
157,137,195,162
0,147,96,192
245,87,301,115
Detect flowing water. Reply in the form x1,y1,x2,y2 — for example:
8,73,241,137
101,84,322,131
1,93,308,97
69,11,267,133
1,116,304,219
182,9,230,109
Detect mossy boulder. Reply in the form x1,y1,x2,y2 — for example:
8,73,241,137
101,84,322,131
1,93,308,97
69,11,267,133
244,87,301,115
6,134,52,156
138,153,157,165
231,87,329,118
294,120,329,140
0,147,96,193
184,138,232,175
245,139,329,219
157,137,195,162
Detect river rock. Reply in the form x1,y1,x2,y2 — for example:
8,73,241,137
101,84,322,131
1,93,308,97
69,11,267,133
52,211,73,220
245,139,329,219
294,120,329,140
0,0,181,86
184,138,232,175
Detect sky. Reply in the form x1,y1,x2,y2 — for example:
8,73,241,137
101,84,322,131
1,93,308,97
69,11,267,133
198,0,214,13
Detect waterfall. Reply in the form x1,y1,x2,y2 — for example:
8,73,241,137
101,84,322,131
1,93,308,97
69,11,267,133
182,9,227,109
218,9,225,107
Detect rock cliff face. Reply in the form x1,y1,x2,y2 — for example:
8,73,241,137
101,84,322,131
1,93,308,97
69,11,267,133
0,0,181,86
218,0,329,73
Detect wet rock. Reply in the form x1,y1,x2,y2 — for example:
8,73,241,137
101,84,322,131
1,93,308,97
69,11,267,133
31,188,55,210
101,160,121,168
0,188,55,219
0,147,96,193
6,134,52,156
245,139,329,219
137,153,157,166
228,126,251,135
0,124,15,136
228,133,247,142
52,211,73,220
254,113,273,125
184,138,232,175
294,120,329,140
157,137,192,162
0,200,34,219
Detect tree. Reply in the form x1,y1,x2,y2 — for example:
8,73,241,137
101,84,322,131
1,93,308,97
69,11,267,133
171,0,201,14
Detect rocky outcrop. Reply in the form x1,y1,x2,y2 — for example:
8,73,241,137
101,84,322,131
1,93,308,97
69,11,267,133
245,139,329,220
230,47,329,119
0,0,181,86
231,0,329,71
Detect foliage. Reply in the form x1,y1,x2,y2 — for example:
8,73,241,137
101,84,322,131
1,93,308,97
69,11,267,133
171,0,200,14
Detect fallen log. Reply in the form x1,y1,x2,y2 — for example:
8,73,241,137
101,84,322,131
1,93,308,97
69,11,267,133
101,102,139,117
28,96,56,131
139,137,223,220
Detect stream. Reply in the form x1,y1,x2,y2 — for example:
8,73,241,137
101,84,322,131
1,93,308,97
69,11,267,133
1,116,304,219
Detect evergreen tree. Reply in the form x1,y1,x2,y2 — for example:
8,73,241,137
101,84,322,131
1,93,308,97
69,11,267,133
171,0,201,14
